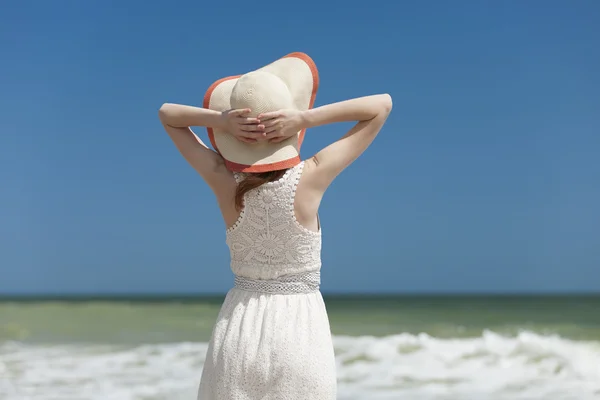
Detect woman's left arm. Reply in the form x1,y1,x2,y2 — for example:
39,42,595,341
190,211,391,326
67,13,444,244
158,103,262,192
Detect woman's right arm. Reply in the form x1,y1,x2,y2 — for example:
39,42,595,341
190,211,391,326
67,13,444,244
158,104,265,193
302,94,393,191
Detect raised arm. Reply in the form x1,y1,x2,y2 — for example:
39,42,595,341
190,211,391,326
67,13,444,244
305,94,392,188
258,94,392,192
158,104,264,193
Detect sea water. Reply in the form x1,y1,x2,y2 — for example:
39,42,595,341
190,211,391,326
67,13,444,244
1,295,599,400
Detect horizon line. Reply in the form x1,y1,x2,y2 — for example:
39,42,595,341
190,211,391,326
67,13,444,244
1,291,599,301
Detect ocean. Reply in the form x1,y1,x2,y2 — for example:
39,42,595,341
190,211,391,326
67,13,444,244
1,294,599,400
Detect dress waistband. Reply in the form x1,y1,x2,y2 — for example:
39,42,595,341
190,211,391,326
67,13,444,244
234,271,320,295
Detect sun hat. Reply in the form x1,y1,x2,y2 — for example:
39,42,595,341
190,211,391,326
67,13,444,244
203,52,319,173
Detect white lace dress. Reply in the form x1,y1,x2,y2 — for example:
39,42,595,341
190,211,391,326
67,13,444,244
197,161,337,400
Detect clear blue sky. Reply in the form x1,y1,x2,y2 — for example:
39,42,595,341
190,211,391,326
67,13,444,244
1,1,598,294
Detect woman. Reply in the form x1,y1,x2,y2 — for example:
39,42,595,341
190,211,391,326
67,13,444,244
158,53,392,400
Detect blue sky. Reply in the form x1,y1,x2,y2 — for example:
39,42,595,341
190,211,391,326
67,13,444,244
1,1,598,294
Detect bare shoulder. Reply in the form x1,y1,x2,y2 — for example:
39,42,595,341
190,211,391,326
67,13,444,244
205,157,238,196
211,163,241,228
161,122,237,197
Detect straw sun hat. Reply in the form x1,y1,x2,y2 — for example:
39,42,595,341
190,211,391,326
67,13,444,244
203,52,319,173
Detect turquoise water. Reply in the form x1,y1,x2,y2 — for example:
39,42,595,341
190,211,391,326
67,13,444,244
1,295,600,399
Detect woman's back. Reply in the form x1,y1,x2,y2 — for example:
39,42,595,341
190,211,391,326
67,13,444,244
226,161,322,281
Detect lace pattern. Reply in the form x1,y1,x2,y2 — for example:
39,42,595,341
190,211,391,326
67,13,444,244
226,162,322,280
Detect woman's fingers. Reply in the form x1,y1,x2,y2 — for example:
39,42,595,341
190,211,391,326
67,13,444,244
237,117,260,125
240,124,265,132
235,128,267,141
261,119,280,128
237,131,287,144
256,111,280,121
264,128,278,136
237,131,263,141
237,132,272,143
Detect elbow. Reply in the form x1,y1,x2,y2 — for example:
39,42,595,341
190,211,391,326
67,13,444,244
158,103,181,124
379,94,393,114
158,103,168,122
158,103,172,122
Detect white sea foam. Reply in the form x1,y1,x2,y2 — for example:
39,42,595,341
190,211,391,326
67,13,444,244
1,331,599,400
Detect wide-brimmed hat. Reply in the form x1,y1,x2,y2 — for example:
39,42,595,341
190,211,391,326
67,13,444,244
203,52,319,173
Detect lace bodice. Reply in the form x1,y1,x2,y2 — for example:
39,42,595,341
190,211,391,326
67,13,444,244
226,161,322,280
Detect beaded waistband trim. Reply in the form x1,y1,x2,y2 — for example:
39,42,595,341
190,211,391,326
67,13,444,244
234,271,320,294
